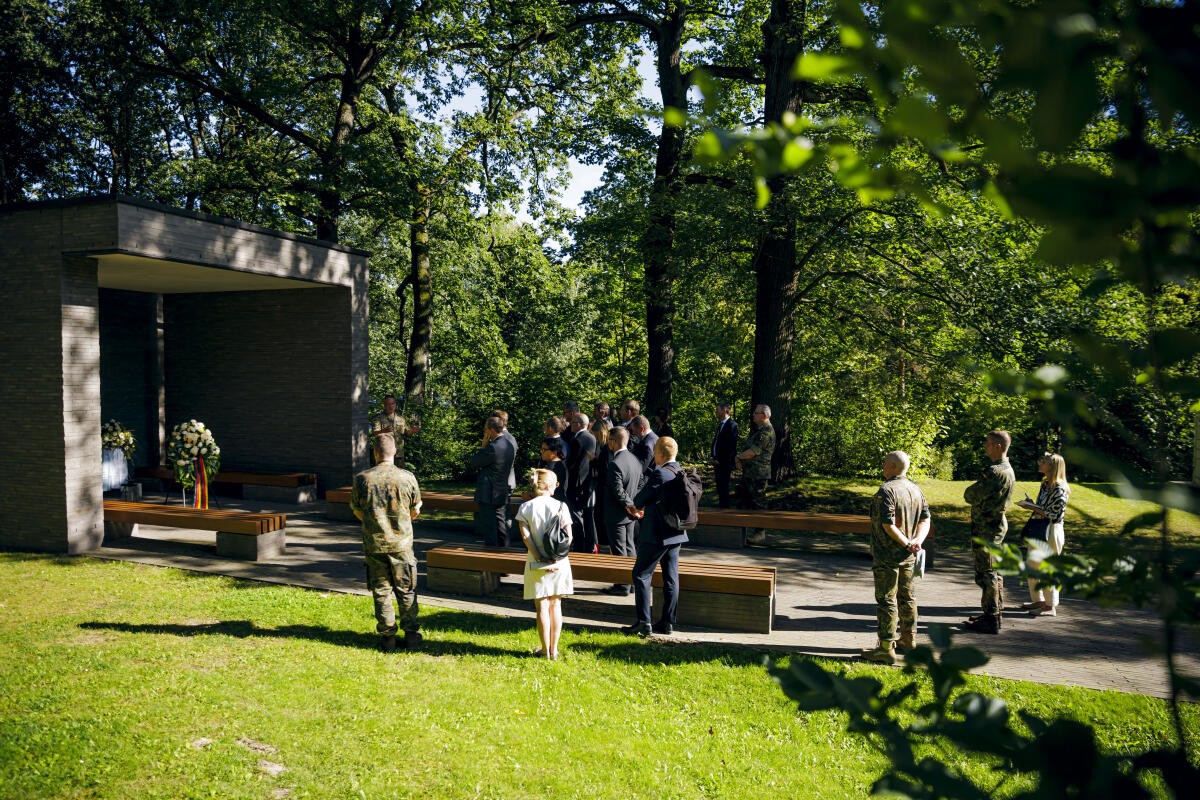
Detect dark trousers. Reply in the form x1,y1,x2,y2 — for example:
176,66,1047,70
475,501,509,547
715,466,734,508
568,500,597,552
632,541,681,626
606,513,637,558
592,502,609,548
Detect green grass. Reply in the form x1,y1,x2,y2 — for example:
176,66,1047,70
1,554,1196,799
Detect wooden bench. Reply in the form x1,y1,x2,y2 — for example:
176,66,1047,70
102,500,287,560
425,545,777,633
137,466,318,504
689,508,872,547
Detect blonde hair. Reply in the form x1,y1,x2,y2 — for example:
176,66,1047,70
1040,452,1068,486
527,468,557,496
655,436,679,461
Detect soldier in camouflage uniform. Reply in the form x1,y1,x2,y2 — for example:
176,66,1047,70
351,434,423,652
371,394,419,467
861,451,931,665
736,404,776,546
962,430,1016,634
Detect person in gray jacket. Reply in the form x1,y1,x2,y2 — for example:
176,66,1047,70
602,426,642,596
469,414,517,547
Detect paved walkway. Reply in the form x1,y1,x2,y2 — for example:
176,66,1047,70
91,496,1199,699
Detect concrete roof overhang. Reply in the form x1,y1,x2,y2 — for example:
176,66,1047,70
94,252,324,293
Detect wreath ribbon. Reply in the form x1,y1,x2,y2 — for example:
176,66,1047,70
193,456,209,509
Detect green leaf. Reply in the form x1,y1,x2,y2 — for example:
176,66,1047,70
941,647,989,671
792,53,854,82
663,106,687,128
755,176,770,210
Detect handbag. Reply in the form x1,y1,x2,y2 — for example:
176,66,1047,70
536,500,574,562
1021,515,1050,542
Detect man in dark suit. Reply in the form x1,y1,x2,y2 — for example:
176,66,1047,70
618,399,639,428
602,426,642,596
710,402,739,508
469,414,516,547
621,436,688,637
566,412,598,552
628,415,658,474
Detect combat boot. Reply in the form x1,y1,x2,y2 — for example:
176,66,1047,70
380,634,398,653
896,631,916,653
860,642,897,665
404,630,423,650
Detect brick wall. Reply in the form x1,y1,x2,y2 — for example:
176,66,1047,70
0,203,114,552
164,287,360,489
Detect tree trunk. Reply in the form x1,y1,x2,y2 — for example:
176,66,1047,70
751,0,809,480
642,8,687,419
404,184,433,410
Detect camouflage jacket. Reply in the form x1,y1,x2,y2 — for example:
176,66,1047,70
371,412,411,460
742,422,776,481
350,463,421,554
870,476,931,565
963,457,1015,542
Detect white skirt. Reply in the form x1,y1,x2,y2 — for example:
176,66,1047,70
523,557,574,600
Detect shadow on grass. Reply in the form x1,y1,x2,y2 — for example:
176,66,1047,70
80,615,522,659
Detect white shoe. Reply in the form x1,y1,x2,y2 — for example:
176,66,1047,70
1029,603,1056,617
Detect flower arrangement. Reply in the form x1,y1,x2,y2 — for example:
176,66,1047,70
101,419,136,461
166,420,222,506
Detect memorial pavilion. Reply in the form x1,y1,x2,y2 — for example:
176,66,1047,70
0,196,371,554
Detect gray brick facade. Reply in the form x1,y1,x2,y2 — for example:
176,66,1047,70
0,197,369,553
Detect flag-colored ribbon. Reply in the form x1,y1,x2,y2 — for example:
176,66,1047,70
193,456,209,509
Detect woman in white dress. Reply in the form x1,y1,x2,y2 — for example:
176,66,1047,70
516,468,575,659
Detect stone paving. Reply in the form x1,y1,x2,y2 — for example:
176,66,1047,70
91,496,1199,700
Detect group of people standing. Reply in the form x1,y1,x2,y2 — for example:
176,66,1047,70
354,397,1072,664
862,429,1071,665
466,399,777,658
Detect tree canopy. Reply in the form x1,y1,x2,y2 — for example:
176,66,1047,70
4,0,1197,483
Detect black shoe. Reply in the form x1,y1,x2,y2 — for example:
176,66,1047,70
620,622,652,637
962,616,1001,634
602,584,631,596
651,622,673,636
380,634,398,653
404,630,423,650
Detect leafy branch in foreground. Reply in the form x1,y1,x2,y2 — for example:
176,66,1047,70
770,622,1195,800
726,1,1200,797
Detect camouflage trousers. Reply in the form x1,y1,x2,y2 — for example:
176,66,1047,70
736,476,769,537
972,538,1004,618
365,551,420,635
873,558,917,642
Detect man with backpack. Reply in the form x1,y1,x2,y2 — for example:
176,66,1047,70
621,436,699,637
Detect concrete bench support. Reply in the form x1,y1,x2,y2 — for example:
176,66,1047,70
653,587,775,634
103,521,138,543
216,529,286,561
688,524,746,548
426,565,500,596
324,500,357,521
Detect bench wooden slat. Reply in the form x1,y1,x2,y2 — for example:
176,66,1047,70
426,546,775,597
102,500,286,536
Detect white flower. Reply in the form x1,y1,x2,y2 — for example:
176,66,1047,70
190,446,199,455
176,459,188,466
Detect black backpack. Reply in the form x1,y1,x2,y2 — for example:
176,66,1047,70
537,500,574,561
660,465,703,530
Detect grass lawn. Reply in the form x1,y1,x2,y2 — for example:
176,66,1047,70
2,554,1197,799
